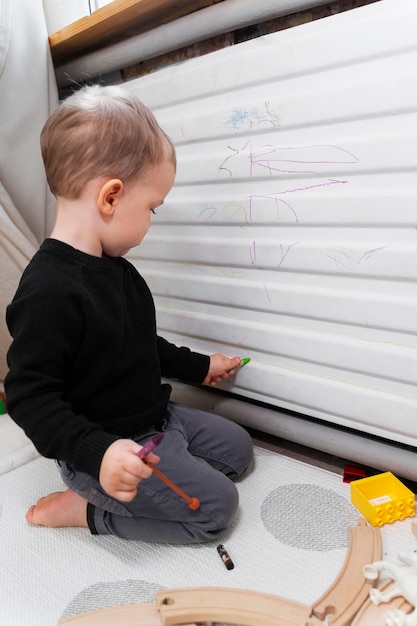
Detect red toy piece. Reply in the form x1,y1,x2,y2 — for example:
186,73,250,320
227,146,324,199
343,463,367,483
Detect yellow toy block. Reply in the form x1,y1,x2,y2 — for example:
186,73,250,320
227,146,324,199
350,471,415,527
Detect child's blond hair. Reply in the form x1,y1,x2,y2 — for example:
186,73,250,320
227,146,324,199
41,85,176,199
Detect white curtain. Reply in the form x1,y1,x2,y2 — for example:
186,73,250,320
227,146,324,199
0,0,58,382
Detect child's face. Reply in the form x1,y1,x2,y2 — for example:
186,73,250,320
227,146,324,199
104,158,175,257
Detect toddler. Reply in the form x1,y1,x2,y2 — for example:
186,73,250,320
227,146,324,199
5,85,253,543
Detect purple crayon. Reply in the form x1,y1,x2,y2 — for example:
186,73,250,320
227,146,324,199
137,433,165,459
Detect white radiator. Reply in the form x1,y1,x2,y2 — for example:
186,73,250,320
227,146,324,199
124,0,417,475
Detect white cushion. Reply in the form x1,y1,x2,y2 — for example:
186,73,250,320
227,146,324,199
0,414,39,475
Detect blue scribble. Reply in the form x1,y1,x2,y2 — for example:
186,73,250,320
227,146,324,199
224,102,280,131
224,108,258,130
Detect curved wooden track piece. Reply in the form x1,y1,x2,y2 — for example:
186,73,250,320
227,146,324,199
351,579,413,626
311,518,382,626
58,518,383,626
58,602,188,626
156,587,312,626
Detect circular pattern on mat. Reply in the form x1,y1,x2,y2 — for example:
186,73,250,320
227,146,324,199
60,579,165,620
261,484,358,551
61,579,243,626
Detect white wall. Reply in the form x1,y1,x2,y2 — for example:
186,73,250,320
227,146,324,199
42,0,90,34
121,0,417,457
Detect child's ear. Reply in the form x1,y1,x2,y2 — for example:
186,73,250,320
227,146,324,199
97,179,124,216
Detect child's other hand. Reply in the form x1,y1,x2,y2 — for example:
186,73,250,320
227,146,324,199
202,353,241,387
99,439,160,502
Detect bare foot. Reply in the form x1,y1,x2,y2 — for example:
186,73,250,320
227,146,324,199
26,490,88,528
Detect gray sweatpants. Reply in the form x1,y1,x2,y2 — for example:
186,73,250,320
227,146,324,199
58,403,254,544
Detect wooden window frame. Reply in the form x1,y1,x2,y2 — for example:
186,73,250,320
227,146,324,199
49,0,225,66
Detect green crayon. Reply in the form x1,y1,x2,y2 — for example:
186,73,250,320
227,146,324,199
227,357,250,373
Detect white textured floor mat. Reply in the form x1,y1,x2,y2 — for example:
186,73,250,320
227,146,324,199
0,447,415,625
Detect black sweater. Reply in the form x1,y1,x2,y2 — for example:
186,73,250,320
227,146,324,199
5,239,210,479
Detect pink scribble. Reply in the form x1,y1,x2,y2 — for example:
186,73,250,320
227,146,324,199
180,127,193,140
263,283,272,304
277,198,299,222
278,241,300,268
248,194,299,223
249,241,257,265
250,143,359,176
275,179,348,195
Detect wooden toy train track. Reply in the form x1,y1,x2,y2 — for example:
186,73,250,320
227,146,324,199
310,518,381,625
59,518,387,626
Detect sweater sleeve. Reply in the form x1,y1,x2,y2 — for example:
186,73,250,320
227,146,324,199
5,269,119,480
157,336,210,384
